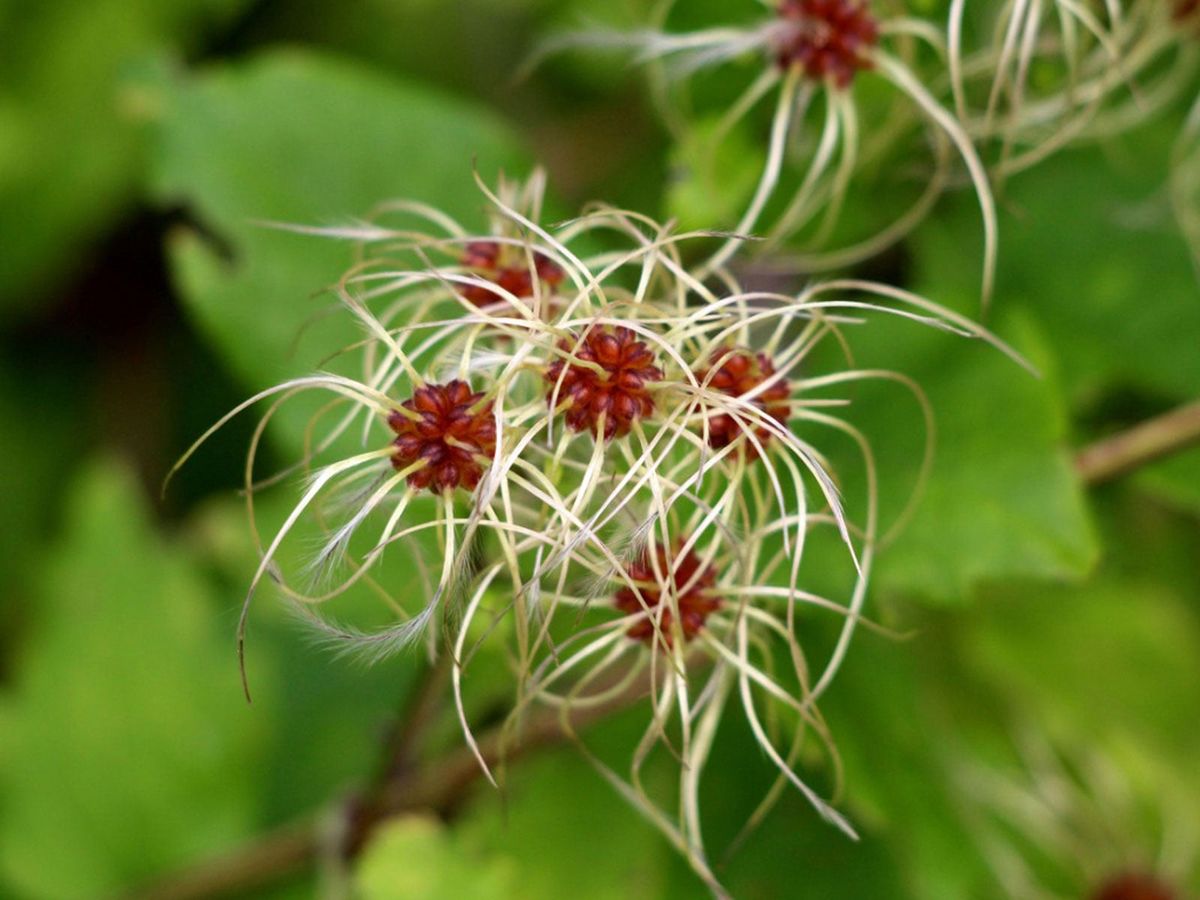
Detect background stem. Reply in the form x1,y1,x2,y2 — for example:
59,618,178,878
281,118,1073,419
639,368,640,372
126,673,645,900
1076,400,1200,485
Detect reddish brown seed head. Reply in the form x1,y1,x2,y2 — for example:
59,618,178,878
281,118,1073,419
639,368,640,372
460,239,566,307
544,325,663,440
695,347,792,459
1176,0,1200,23
1092,873,1176,900
614,542,722,647
388,380,497,494
775,0,878,87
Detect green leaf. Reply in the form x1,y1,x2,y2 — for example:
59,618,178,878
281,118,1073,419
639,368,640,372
670,718,911,900
827,496,1200,899
665,115,760,232
456,746,670,900
911,121,1200,406
357,816,517,900
823,633,990,900
0,460,262,898
148,49,528,454
453,718,905,900
0,358,75,619
841,308,1098,601
963,565,1200,776
181,494,420,825
1136,447,1200,518
0,0,249,315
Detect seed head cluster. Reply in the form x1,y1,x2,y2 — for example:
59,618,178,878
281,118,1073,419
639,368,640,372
190,102,1026,888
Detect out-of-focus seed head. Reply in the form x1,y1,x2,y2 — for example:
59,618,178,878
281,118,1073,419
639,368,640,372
460,239,565,307
613,542,722,647
389,380,497,493
1176,0,1199,24
696,347,792,460
544,325,663,440
1092,873,1177,900
774,0,878,87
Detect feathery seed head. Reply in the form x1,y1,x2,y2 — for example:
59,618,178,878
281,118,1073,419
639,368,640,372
459,239,566,308
613,540,722,647
775,0,878,87
544,325,664,440
947,0,1200,188
695,347,792,459
544,0,998,303
389,380,496,493
962,728,1198,900
1092,873,1177,900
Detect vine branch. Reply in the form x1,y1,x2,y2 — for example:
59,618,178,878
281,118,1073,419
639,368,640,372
125,674,646,900
1076,400,1200,485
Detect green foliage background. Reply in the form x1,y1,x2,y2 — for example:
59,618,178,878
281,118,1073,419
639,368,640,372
0,1,1197,897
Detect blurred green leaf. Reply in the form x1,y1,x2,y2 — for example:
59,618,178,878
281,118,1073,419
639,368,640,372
451,715,906,900
0,0,249,315
149,49,528,455
182,493,419,825
940,492,1200,781
456,748,669,900
670,718,910,900
0,359,75,616
823,632,989,900
1137,447,1200,518
0,460,262,898
665,115,759,231
845,309,1098,600
912,122,1200,406
357,816,517,900
963,568,1200,778
828,491,1200,899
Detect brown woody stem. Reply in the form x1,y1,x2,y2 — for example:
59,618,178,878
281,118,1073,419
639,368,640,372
125,675,645,900
1076,401,1200,485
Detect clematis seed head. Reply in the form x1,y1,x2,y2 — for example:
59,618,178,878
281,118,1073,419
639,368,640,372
388,380,497,493
696,347,792,460
460,239,565,307
614,542,722,648
775,0,878,87
544,325,663,440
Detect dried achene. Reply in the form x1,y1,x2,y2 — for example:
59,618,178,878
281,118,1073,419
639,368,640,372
460,239,565,307
1091,872,1177,900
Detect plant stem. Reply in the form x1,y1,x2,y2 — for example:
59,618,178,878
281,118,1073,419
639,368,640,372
1076,400,1200,485
124,674,646,900
373,655,451,786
